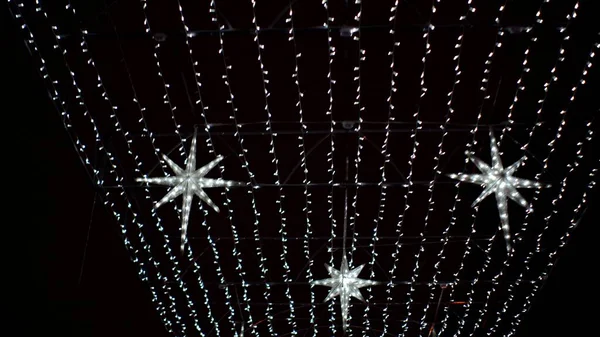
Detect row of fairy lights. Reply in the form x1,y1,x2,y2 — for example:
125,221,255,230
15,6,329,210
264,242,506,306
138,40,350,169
10,1,187,335
416,0,473,335
486,40,597,337
13,0,596,336
347,1,363,336
286,3,316,337
444,0,553,335
248,0,298,334
363,1,400,334
382,0,439,335
172,0,255,335
321,1,338,335
463,3,589,336
436,0,511,334
209,0,276,335
49,0,227,334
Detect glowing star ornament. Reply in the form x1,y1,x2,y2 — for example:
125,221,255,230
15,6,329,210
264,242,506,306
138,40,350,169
137,130,245,253
447,130,548,251
312,256,381,331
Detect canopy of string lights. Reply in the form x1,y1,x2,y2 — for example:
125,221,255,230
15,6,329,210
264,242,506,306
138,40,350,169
9,0,598,336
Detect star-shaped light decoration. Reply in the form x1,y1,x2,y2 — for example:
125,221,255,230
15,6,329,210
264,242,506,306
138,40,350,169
312,256,381,331
447,130,549,251
137,129,245,253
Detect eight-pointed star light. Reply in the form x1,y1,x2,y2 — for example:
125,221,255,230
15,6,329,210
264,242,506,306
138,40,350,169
137,129,245,253
312,256,381,331
447,130,548,251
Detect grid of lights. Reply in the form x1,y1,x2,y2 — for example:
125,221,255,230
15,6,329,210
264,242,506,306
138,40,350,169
9,0,597,336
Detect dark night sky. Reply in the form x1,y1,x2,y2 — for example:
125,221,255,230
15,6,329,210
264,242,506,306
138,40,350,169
5,1,597,336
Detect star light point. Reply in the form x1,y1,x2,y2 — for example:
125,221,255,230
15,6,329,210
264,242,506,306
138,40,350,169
312,256,381,331
137,130,245,253
447,130,547,251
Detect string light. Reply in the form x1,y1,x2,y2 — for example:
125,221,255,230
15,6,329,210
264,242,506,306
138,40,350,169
382,0,439,335
210,1,275,335
503,124,595,337
345,3,364,335
13,1,182,334
248,0,297,334
321,1,338,334
173,1,247,334
363,2,399,333
483,41,598,337
417,1,472,335
286,3,316,336
498,0,551,148
462,7,583,334
438,1,509,334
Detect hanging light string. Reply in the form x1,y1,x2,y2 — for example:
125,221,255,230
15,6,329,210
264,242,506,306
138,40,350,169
43,1,191,332
348,0,364,269
209,1,274,336
449,1,559,334
416,1,473,335
11,1,179,334
464,6,583,334
173,1,249,335
56,1,217,334
286,3,316,336
483,41,598,337
363,1,399,334
321,1,338,334
138,0,187,160
248,1,296,334
346,3,364,336
498,0,552,148
382,0,439,334
505,136,596,337
437,1,509,334
470,23,594,337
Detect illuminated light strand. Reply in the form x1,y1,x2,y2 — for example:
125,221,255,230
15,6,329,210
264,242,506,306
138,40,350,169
248,0,296,334
383,0,439,335
42,2,189,332
518,2,580,172
348,0,363,269
55,2,215,335
483,42,598,337
498,0,552,147
286,3,315,336
464,8,583,333
452,1,558,332
472,34,596,337
346,3,363,335
139,0,186,160
503,124,595,337
363,1,399,334
437,2,509,334
12,1,178,333
175,1,246,335
321,1,338,334
455,0,564,330
416,2,472,335
209,1,273,335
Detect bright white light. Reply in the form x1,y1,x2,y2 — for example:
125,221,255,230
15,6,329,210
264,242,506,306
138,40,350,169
447,130,547,251
137,129,244,253
312,256,381,331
